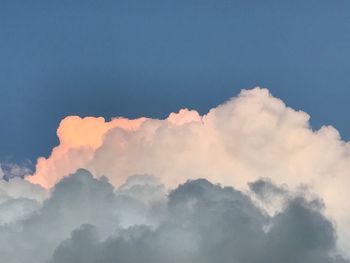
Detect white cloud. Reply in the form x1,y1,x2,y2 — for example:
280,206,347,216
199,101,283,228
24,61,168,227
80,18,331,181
25,87,350,254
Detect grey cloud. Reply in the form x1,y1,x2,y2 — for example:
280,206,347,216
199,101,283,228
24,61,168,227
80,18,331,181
0,177,47,225
249,178,287,200
0,169,346,263
0,176,47,203
0,198,40,225
49,174,347,263
0,169,160,263
117,174,166,205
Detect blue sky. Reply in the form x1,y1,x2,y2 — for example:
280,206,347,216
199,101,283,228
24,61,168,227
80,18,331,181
1,0,350,163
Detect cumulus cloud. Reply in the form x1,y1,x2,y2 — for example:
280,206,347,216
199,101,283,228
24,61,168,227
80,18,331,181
51,175,347,263
25,87,350,254
0,169,347,263
0,169,166,263
0,87,347,261
0,176,47,225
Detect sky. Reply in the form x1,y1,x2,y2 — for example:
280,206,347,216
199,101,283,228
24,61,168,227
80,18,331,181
2,1,350,262
1,0,350,164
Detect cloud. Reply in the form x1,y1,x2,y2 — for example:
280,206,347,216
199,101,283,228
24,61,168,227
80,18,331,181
0,177,47,225
1,162,33,180
25,87,350,254
0,169,347,263
0,169,165,263
50,174,346,263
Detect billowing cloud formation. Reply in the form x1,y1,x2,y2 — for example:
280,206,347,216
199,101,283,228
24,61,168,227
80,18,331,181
0,169,347,263
26,88,350,254
1,170,164,262
0,176,47,224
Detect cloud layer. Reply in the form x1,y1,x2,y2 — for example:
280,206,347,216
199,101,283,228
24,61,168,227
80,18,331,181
1,169,347,263
25,87,350,254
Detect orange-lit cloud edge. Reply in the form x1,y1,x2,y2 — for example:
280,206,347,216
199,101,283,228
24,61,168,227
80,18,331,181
27,107,202,189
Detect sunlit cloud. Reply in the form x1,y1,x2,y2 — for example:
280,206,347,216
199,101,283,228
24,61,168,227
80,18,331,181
15,87,350,257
